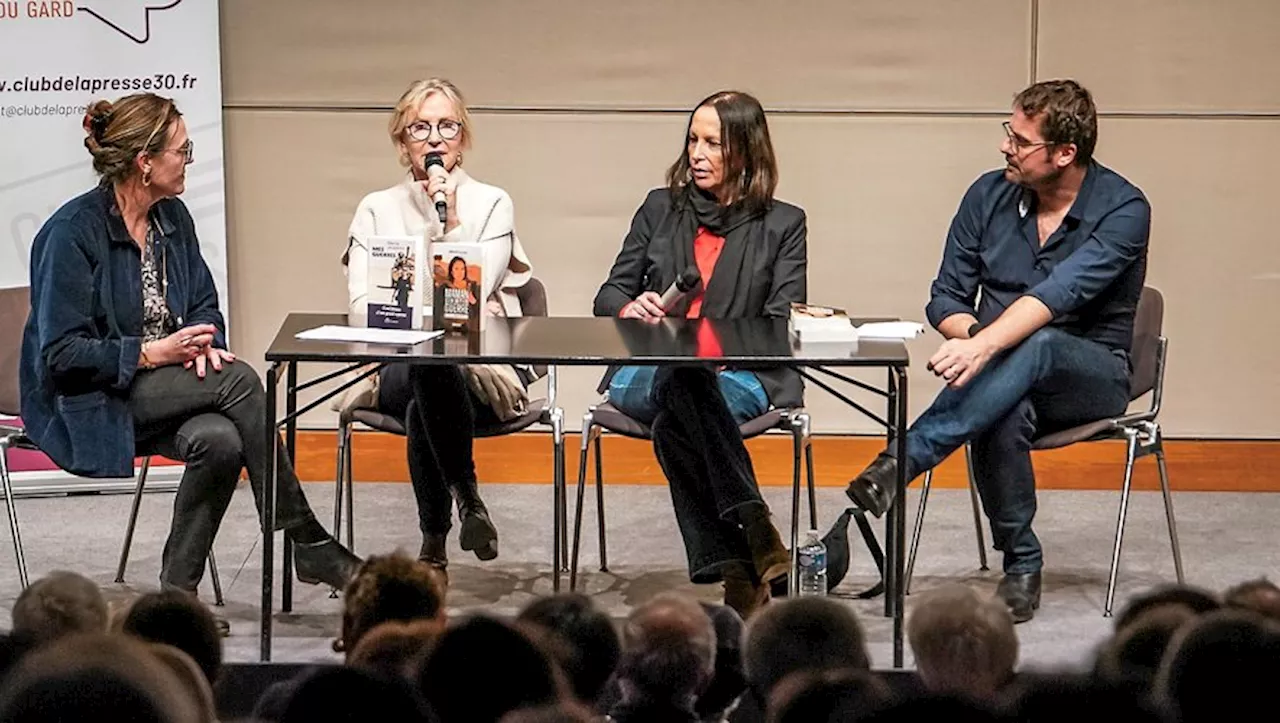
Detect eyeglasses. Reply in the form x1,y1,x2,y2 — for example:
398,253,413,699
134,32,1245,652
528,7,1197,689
157,139,194,165
1002,121,1053,153
406,119,462,142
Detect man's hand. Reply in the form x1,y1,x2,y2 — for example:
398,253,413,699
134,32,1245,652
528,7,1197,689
185,346,237,379
928,337,997,388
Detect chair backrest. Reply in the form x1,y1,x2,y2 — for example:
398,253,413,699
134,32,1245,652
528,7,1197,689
1128,286,1164,401
516,276,548,318
0,286,30,417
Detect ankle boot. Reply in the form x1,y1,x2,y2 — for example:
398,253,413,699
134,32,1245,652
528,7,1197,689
292,535,362,590
739,505,791,585
723,563,770,620
453,477,498,561
419,533,450,590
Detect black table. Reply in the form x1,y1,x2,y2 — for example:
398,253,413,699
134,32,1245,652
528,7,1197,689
260,314,911,664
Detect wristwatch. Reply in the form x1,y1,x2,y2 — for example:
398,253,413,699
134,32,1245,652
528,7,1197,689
967,321,985,339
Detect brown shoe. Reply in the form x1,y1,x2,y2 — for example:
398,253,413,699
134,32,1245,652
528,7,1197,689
742,510,791,585
723,564,771,620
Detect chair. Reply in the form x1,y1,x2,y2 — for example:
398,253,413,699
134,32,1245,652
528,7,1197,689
905,286,1184,616
332,278,568,564
568,398,817,593
0,286,221,598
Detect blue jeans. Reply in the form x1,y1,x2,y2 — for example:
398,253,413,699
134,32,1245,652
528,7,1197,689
904,328,1130,574
608,366,769,426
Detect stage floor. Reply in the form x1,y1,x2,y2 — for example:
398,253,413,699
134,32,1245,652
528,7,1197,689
1,480,1275,670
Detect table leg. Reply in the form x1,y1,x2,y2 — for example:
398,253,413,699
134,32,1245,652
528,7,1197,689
282,362,297,613
891,367,909,667
261,362,280,662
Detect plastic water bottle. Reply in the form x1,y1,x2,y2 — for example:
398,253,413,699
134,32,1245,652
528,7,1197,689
797,529,828,597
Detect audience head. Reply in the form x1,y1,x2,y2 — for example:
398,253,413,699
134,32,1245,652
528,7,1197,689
1222,577,1280,621
1094,603,1197,693
666,90,778,211
615,592,716,707
279,665,433,723
0,633,200,723
499,701,598,723
341,552,446,658
145,644,217,723
1004,673,1164,723
82,93,189,194
517,592,620,704
743,597,870,700
1156,609,1280,723
695,602,750,721
417,615,561,723
11,570,108,645
348,619,443,680
1008,78,1097,171
118,589,223,684
907,584,1018,699
390,77,471,175
766,668,891,723
1114,583,1220,631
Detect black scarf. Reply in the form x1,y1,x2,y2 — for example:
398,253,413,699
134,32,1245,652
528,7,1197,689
667,185,767,318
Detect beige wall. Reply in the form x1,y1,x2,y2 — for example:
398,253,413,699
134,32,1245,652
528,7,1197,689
220,0,1280,438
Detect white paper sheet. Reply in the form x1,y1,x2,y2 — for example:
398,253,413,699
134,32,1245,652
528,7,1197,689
294,325,443,345
854,321,926,339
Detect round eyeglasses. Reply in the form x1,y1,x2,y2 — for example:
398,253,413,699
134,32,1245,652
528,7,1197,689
406,119,462,142
158,139,194,165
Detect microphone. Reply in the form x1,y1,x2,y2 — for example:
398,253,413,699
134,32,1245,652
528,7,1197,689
659,265,702,312
424,151,448,223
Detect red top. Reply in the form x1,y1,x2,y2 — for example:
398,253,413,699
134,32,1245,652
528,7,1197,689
686,226,725,319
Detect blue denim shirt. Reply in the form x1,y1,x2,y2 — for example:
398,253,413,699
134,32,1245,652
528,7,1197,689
19,184,226,477
926,161,1150,354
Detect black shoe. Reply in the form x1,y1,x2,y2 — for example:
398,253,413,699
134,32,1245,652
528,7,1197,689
454,478,498,561
844,453,898,518
996,571,1042,623
293,537,362,590
419,534,450,590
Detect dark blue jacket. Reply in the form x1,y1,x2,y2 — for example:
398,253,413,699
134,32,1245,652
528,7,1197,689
19,184,226,478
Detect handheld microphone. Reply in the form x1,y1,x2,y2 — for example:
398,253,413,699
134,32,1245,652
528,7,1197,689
424,151,448,223
659,265,702,312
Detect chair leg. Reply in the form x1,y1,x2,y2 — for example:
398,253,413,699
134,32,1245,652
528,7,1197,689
554,412,568,574
208,548,225,606
333,423,348,550
594,432,607,573
570,416,592,592
1105,431,1140,617
0,439,29,589
1155,445,1185,584
805,443,817,532
905,469,934,595
115,457,152,584
344,430,355,551
965,446,990,571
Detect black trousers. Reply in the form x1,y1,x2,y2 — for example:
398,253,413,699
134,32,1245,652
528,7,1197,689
130,361,317,592
650,366,768,583
377,363,498,537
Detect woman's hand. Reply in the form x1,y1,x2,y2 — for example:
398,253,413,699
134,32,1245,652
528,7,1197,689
145,324,218,367
620,291,666,320
422,173,460,233
185,346,237,379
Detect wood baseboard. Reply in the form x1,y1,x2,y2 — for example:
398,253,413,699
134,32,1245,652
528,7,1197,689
293,430,1279,492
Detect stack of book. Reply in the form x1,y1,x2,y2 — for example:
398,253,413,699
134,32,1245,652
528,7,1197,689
789,302,858,344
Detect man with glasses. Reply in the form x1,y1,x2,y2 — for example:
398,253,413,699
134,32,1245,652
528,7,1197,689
844,79,1150,623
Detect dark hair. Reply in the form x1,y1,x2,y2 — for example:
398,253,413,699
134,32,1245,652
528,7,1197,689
767,668,891,723
666,90,778,213
1113,584,1220,631
417,616,560,723
1004,673,1164,723
1158,610,1280,723
120,590,223,685
517,593,620,703
1223,577,1280,621
1094,603,1197,695
448,256,467,282
342,553,445,656
82,93,182,185
280,665,434,723
744,597,870,696
1013,79,1097,165
10,570,108,644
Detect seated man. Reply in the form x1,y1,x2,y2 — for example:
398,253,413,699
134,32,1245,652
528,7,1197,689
845,79,1151,623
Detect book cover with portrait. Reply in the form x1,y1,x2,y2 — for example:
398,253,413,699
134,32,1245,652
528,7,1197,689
365,235,424,330
431,242,484,333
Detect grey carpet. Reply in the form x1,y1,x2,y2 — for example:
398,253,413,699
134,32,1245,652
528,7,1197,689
0,481,1274,671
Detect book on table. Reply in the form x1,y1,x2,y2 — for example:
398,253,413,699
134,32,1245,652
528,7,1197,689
365,235,425,330
789,302,858,343
431,242,485,333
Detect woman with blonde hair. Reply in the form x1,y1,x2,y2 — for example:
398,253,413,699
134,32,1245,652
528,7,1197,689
341,78,536,581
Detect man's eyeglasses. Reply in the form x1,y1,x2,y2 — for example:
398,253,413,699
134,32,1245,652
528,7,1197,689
406,119,462,142
1003,121,1053,153
158,139,194,165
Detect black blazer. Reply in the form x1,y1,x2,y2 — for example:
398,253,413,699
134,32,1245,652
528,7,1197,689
593,188,808,408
